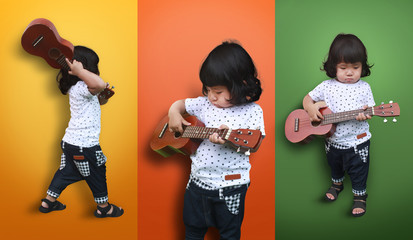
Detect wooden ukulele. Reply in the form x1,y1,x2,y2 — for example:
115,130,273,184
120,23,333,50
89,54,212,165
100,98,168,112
285,101,400,143
22,18,115,100
21,18,74,70
150,115,263,157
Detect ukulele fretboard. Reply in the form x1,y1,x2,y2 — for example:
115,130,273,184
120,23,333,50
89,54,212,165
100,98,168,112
321,108,374,125
182,126,231,140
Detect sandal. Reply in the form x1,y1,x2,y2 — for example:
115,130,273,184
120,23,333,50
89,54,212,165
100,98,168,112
325,183,344,201
352,194,367,217
39,198,66,213
94,203,124,218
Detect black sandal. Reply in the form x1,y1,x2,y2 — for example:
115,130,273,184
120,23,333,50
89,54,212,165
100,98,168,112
325,183,344,201
352,194,367,217
94,203,124,218
39,198,66,213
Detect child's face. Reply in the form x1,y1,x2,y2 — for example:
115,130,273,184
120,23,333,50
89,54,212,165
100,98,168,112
336,62,362,84
206,85,233,108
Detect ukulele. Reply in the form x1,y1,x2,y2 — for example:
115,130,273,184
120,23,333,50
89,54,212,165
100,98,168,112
21,18,74,69
150,115,263,157
285,101,400,143
22,18,115,100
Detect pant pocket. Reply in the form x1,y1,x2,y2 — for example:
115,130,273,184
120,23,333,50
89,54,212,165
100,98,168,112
224,193,242,215
357,145,369,163
73,155,90,177
95,150,107,167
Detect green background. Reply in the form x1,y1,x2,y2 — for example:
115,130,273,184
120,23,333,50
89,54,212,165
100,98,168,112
275,0,412,239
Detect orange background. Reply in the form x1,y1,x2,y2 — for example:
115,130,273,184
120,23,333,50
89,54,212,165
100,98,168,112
1,0,137,239
138,0,275,239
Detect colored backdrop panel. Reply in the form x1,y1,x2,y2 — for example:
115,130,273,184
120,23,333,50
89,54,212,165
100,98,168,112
276,0,412,239
1,0,137,239
138,0,275,239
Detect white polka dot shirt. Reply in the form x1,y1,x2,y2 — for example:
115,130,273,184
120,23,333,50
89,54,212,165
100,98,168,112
185,96,265,189
309,79,375,147
62,81,101,147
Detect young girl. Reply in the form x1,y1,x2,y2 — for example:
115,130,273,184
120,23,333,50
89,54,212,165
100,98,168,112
303,33,375,217
168,41,265,239
38,46,123,218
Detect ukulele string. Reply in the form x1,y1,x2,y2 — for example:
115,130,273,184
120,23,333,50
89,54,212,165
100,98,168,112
183,126,227,139
296,108,375,125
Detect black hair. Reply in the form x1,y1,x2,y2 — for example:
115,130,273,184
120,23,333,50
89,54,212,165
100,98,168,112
56,45,100,94
199,41,262,105
323,33,372,78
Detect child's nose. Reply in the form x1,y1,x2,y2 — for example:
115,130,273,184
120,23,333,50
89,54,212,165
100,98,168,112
209,93,217,101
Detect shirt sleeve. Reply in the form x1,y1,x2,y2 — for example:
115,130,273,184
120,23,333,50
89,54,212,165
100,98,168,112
250,104,266,136
308,81,326,102
185,96,208,119
71,81,94,98
365,83,375,107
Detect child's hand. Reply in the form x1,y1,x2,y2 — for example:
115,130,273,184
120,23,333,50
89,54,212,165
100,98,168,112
209,125,228,144
65,58,85,76
168,113,191,134
303,95,326,122
355,105,371,121
306,101,327,122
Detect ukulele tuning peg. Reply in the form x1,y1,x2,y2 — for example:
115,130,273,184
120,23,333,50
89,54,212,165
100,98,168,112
381,102,384,105
383,118,388,123
393,117,397,123
389,100,393,104
245,149,251,156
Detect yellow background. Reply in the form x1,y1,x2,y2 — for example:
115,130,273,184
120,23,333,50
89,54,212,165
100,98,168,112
0,0,137,238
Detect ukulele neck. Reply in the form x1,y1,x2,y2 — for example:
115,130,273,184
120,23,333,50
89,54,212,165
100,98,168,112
321,107,374,125
57,55,70,71
182,126,230,140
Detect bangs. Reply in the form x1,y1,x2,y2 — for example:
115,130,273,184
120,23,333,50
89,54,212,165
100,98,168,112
336,42,366,64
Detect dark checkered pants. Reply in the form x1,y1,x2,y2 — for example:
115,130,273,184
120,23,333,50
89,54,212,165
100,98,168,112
46,141,109,204
325,140,370,196
183,181,248,240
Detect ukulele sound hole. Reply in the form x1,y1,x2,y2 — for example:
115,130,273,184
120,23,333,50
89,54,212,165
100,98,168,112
49,48,61,59
311,121,321,127
174,132,182,138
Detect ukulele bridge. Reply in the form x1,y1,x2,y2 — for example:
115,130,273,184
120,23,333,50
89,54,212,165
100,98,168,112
294,118,299,132
158,123,168,138
32,35,44,47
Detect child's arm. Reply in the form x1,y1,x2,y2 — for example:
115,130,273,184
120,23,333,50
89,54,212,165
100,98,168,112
168,100,191,133
303,94,326,122
65,58,106,95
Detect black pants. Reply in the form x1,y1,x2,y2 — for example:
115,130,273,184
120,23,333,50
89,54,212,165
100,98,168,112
183,182,248,240
47,141,109,204
326,140,370,196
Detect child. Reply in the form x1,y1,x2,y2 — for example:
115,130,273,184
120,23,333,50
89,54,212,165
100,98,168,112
39,46,123,218
303,33,375,217
168,41,265,239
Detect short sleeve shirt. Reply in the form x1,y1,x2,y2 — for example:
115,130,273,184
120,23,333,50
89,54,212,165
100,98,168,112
308,79,375,146
185,96,265,189
62,81,101,147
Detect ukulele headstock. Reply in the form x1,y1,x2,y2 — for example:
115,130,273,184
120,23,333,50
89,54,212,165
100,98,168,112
98,85,115,100
373,101,400,123
226,128,262,155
